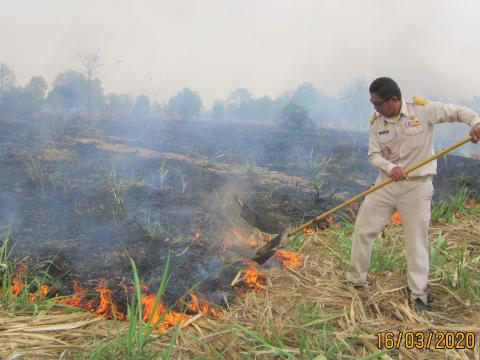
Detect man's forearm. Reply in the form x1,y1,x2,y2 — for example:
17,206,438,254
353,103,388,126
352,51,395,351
368,152,396,175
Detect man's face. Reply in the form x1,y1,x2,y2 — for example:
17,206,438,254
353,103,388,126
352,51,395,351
370,92,400,117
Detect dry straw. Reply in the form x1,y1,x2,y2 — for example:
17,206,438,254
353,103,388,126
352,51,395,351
1,214,479,359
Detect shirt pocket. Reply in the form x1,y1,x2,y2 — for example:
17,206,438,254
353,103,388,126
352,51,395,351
404,123,424,149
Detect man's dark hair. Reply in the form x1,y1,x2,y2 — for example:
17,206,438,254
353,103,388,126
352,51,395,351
369,77,402,101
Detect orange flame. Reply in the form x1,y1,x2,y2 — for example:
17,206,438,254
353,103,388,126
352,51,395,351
29,284,50,302
242,260,265,292
390,211,402,225
11,276,25,296
5,261,225,332
303,227,316,235
7,263,50,301
326,215,340,228
57,280,125,320
38,284,50,297
59,280,87,307
142,293,166,323
187,292,225,318
187,292,208,314
93,280,125,320
142,293,190,331
303,226,325,235
11,263,28,296
156,311,190,332
193,230,202,241
275,250,302,270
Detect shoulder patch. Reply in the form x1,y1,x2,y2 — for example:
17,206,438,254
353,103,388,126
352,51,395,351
369,112,377,125
413,96,428,106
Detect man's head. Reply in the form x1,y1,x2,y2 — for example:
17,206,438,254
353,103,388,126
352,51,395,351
369,77,402,117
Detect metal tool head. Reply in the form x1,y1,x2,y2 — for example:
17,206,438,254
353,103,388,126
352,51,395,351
251,226,291,264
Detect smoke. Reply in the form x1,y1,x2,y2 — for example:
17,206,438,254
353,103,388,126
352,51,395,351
2,1,480,105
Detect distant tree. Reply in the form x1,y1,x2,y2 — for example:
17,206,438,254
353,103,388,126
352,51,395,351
210,91,274,123
0,63,16,88
78,54,101,80
0,64,18,118
0,78,47,120
150,101,165,120
225,88,254,120
104,93,134,121
276,102,315,130
227,88,252,106
12,76,48,117
0,89,20,119
133,94,151,120
47,70,104,115
254,95,274,121
78,53,102,121
292,82,317,107
272,90,294,114
211,100,225,121
0,63,16,97
284,82,339,127
48,70,87,112
167,88,202,122
24,76,48,99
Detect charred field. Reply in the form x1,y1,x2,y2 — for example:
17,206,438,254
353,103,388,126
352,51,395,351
1,117,480,358
1,119,479,302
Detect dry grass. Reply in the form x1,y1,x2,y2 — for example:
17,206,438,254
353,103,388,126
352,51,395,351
1,213,479,359
37,148,72,162
0,308,100,358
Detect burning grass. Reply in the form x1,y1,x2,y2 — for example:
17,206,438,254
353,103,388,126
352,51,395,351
1,123,480,358
275,250,303,270
1,198,479,358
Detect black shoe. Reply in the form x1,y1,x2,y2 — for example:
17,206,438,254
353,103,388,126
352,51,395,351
410,298,431,311
347,281,365,290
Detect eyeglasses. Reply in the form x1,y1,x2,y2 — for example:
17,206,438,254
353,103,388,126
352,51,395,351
370,97,391,107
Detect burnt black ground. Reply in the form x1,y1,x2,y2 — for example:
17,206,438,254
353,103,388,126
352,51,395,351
0,118,479,308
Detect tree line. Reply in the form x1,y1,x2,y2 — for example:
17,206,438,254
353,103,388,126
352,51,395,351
2,60,479,132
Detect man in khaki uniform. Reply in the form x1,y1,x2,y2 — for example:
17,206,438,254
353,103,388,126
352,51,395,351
347,77,480,310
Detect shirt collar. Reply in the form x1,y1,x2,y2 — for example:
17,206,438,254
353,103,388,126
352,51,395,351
399,100,411,117
381,100,411,123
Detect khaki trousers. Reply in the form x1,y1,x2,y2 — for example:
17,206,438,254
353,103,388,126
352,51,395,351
346,177,434,303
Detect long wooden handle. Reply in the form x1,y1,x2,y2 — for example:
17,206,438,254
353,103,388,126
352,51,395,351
290,136,472,236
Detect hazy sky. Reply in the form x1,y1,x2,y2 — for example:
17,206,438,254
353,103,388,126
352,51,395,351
2,0,480,106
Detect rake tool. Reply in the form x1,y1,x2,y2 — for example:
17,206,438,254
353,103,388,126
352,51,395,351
250,135,472,264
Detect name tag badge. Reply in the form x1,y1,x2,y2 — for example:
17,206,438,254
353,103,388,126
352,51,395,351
406,118,421,128
378,128,393,143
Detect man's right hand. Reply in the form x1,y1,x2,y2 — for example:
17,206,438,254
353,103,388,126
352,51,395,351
389,166,409,181
470,123,480,143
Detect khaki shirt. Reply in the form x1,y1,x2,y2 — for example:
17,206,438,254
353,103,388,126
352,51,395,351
368,97,480,177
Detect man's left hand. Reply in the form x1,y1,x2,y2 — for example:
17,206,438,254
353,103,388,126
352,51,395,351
470,123,480,143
